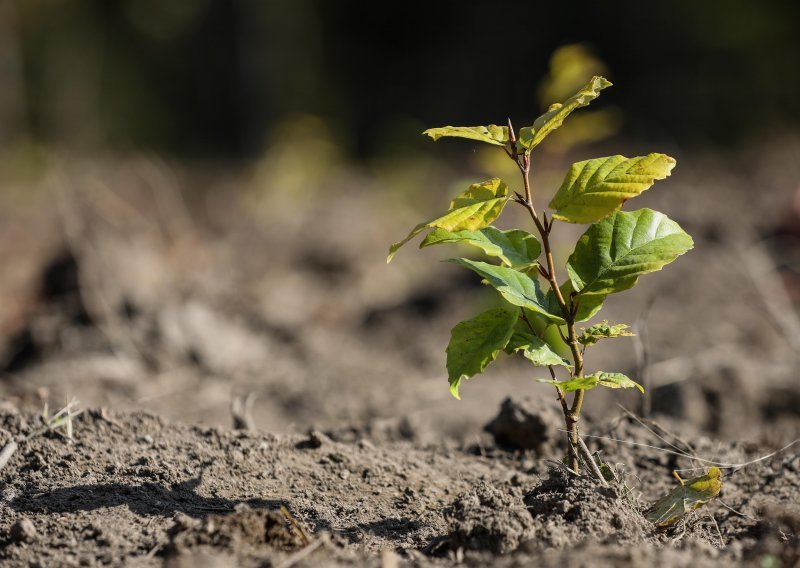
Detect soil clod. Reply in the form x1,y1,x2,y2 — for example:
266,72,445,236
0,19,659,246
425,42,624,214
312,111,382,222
9,516,38,543
524,469,652,549
484,396,562,452
444,481,535,554
165,508,305,557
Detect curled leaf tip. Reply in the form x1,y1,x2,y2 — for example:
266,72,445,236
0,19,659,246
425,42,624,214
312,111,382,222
591,75,613,88
518,76,614,152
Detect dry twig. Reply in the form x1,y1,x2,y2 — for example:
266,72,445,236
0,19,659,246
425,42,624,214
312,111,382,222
577,435,609,486
739,240,800,354
0,439,18,471
275,534,329,568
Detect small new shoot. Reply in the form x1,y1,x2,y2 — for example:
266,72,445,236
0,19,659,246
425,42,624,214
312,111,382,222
0,397,83,473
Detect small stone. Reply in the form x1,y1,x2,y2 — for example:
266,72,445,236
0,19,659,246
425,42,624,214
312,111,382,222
10,517,37,543
295,430,331,450
357,439,375,450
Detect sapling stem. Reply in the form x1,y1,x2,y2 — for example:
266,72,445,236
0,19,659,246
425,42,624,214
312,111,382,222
514,152,585,472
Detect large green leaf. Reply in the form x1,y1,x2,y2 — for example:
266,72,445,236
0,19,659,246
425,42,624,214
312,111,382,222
543,280,606,323
567,209,694,297
504,332,571,368
446,306,518,399
423,125,509,146
538,371,644,393
549,154,677,224
579,321,635,346
450,258,565,324
421,227,541,269
518,76,612,152
387,178,509,262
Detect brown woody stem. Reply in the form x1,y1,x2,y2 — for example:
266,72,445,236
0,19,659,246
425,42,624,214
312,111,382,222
516,153,585,473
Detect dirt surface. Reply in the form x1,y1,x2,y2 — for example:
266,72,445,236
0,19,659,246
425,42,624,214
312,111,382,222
0,407,797,567
0,139,799,566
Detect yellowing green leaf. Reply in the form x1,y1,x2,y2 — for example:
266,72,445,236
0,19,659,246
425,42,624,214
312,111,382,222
421,227,541,269
448,177,508,208
578,321,635,346
518,76,612,152
449,258,565,324
549,154,677,224
504,332,572,368
446,306,518,399
645,468,723,527
567,209,694,297
423,125,509,146
387,179,509,262
538,371,643,393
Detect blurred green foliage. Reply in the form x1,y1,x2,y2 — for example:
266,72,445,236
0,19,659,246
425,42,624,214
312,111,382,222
2,0,799,158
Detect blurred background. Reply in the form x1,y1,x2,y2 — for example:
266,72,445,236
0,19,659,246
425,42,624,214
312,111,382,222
1,0,799,444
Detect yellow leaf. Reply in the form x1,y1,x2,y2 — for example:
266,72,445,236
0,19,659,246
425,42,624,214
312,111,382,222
645,467,723,527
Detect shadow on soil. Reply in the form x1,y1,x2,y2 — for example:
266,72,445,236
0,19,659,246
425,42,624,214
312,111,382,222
10,475,287,518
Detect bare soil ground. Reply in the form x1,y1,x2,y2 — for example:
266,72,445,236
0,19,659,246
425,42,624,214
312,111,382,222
0,406,797,567
0,138,799,566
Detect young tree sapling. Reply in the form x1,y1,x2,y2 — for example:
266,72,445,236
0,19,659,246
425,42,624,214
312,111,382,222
388,77,693,473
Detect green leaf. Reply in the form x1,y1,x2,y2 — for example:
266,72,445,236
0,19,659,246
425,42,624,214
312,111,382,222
543,280,606,323
446,306,518,399
423,125,509,146
567,209,694,297
549,154,677,224
504,332,571,368
387,178,509,262
578,321,635,346
421,227,541,269
449,258,565,324
572,295,607,323
538,371,644,393
645,468,722,527
518,76,612,152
